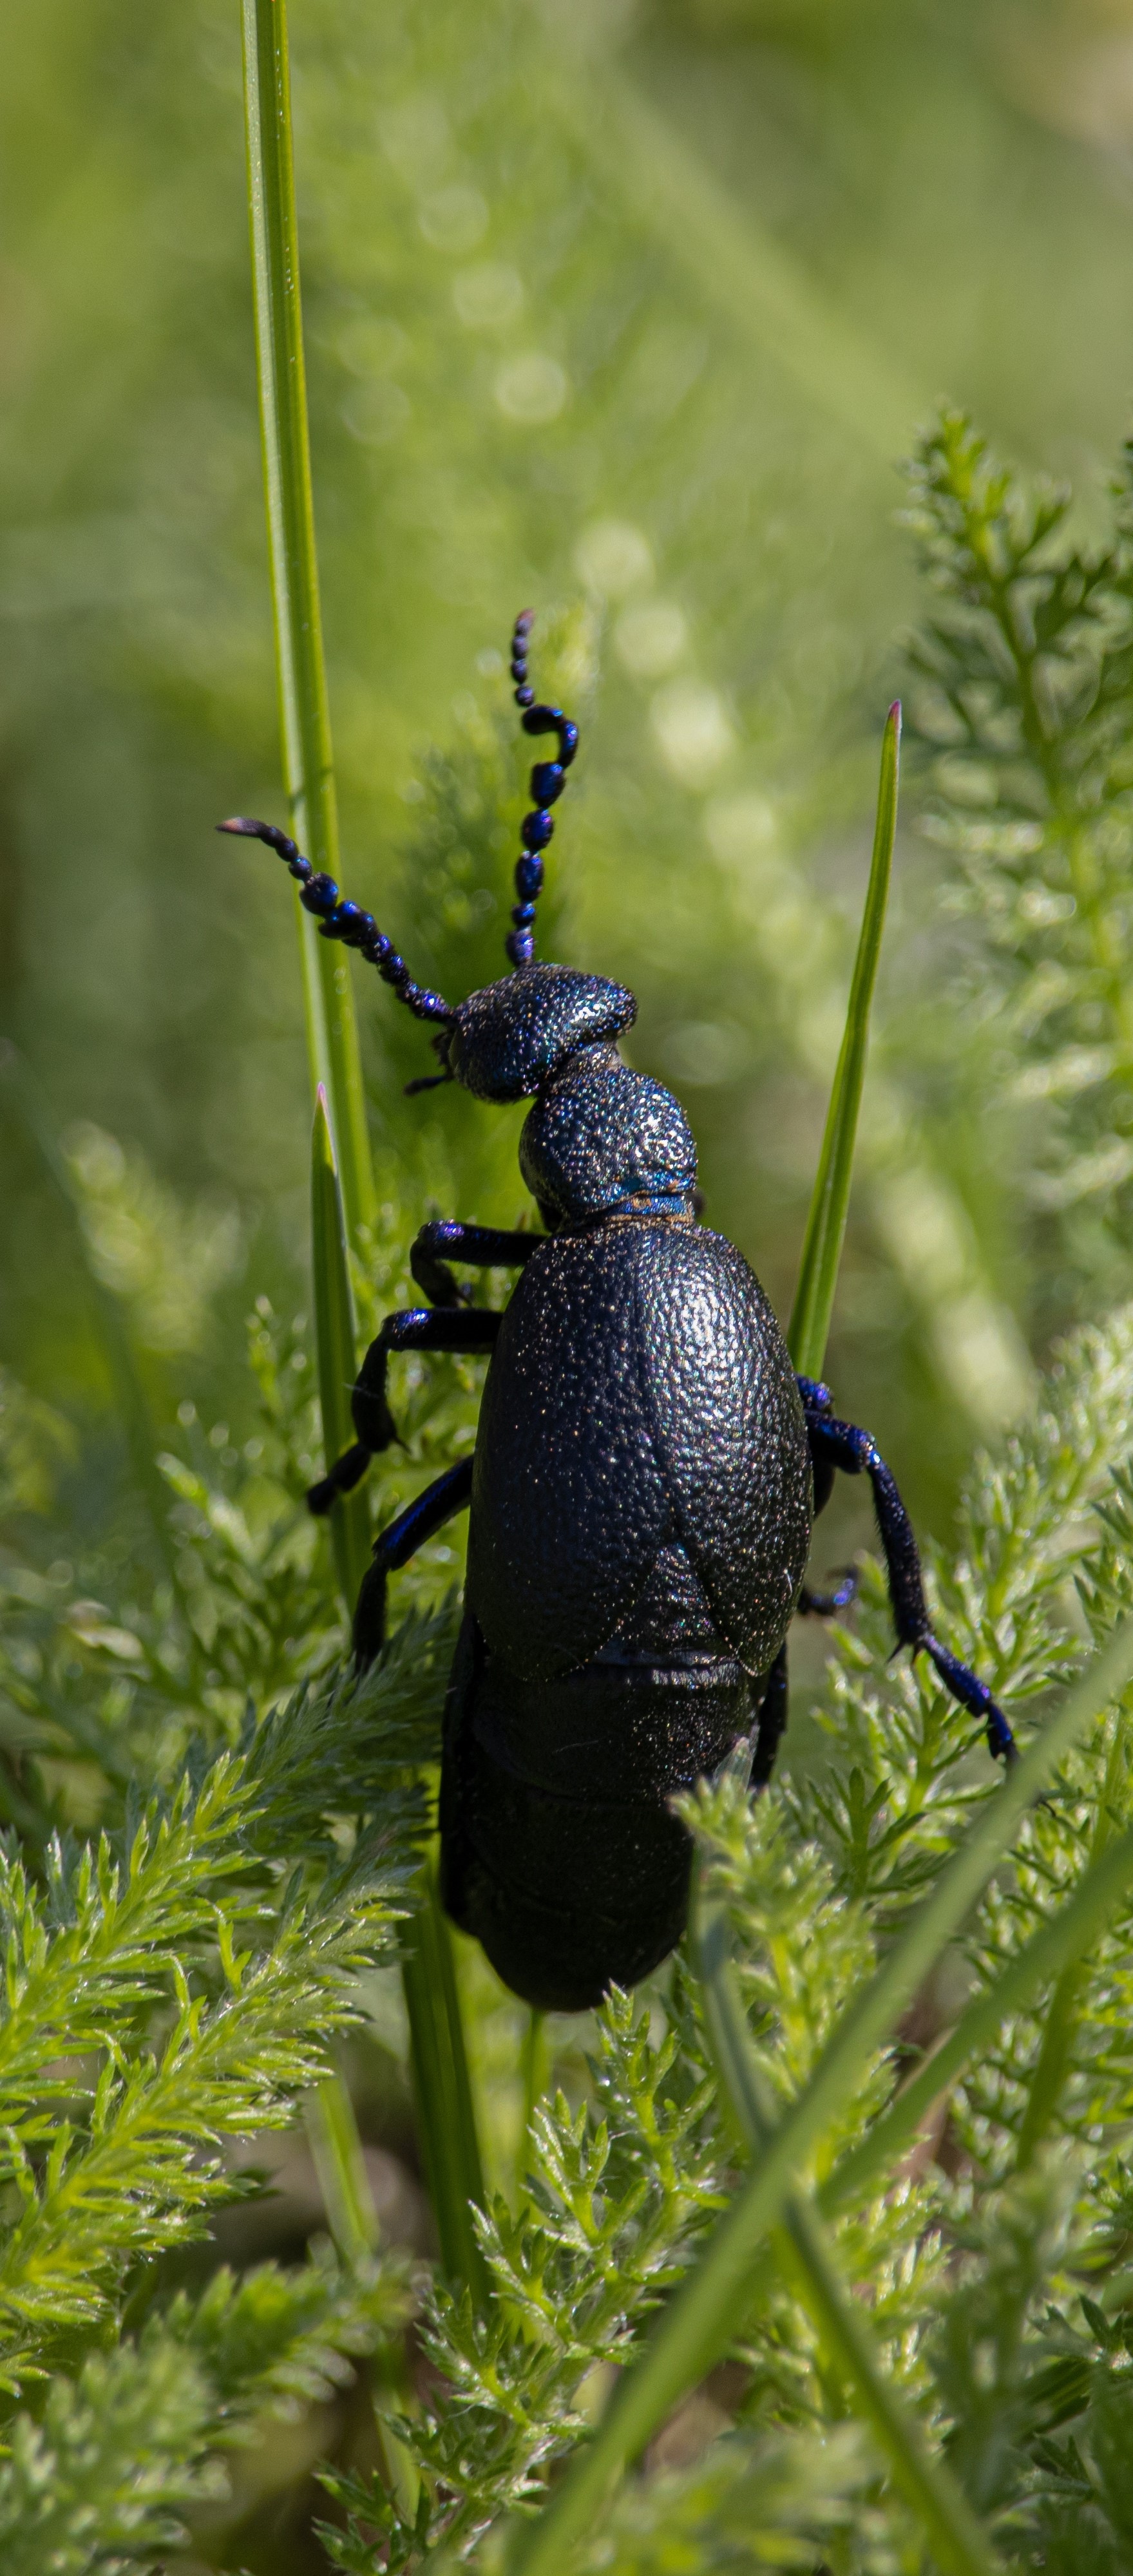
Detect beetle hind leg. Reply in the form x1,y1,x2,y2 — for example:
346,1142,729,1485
798,1382,1016,1765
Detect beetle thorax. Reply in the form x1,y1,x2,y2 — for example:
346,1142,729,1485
519,1042,698,1228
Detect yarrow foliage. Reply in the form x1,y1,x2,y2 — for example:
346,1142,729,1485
902,412,1133,1278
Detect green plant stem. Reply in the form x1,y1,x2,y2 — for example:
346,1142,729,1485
695,1875,998,2576
243,3,488,2313
401,1854,490,2306
307,1094,485,2298
0,1042,192,1639
240,0,374,1246
309,1086,372,1609
788,702,900,1379
505,1615,1133,2576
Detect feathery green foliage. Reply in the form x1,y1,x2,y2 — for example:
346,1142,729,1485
902,411,1133,1316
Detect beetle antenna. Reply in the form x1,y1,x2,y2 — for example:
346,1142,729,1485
506,610,579,969
217,817,455,1025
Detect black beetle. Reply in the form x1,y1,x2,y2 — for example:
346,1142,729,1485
220,612,1014,2014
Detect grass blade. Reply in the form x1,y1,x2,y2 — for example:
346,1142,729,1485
695,1882,998,2576
240,0,375,1246
401,1855,490,2305
306,2072,381,2269
506,1614,1133,2574
788,702,900,1379
824,1813,1133,2218
309,1088,486,2296
310,1086,372,1612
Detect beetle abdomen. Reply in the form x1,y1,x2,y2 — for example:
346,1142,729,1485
443,1536,766,2012
440,1605,751,2012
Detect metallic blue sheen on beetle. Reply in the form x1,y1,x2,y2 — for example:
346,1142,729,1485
218,611,1014,2013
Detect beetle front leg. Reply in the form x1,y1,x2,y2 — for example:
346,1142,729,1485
798,1379,1015,1764
354,1457,473,1667
307,1308,500,1515
410,1220,543,1308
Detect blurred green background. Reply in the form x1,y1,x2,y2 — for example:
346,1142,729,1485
4,0,1133,1538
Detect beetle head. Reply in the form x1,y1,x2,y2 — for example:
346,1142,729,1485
220,614,618,1101
435,962,636,1103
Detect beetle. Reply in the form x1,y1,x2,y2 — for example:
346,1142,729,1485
219,611,1015,2014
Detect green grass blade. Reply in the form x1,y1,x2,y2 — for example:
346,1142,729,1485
306,2070,381,2268
694,1881,998,2576
673,1814,1133,2391
788,702,900,1379
823,1814,1133,2218
240,0,375,1246
506,1615,1133,2575
0,1041,191,1637
309,1085,486,2296
401,1855,490,2306
310,1085,372,1611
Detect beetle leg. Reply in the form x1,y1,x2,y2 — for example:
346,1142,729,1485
800,1395,1016,1765
750,1643,790,1791
354,1456,474,1667
307,1307,500,1515
410,1219,543,1308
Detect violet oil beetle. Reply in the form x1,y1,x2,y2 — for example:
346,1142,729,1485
219,612,1014,2013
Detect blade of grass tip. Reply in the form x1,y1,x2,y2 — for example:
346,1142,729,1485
0,1041,193,1640
505,1615,1133,2576
401,1852,491,2306
693,1866,998,2576
310,1086,372,1613
240,0,375,1247
788,702,900,1381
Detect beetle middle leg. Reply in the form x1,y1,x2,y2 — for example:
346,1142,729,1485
797,1375,1015,1763
309,1226,540,1515
354,1456,473,1667
307,1307,500,1515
